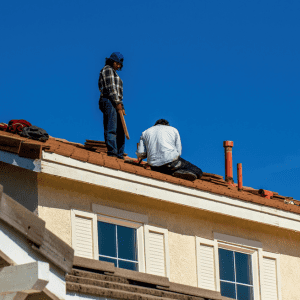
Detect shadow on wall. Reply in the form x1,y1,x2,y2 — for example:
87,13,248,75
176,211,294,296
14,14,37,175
0,161,38,213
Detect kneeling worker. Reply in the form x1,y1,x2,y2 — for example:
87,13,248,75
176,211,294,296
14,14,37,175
136,119,203,181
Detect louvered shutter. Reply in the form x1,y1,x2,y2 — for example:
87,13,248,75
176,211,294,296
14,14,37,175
145,225,169,277
71,210,98,259
261,253,280,300
196,237,219,291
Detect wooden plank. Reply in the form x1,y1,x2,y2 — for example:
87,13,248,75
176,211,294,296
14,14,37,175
32,228,74,274
113,265,170,288
0,136,22,154
0,249,15,267
0,193,45,246
72,256,170,288
67,282,172,300
165,282,222,300
73,256,115,274
19,143,42,159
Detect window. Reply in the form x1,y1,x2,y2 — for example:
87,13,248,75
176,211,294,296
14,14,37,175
97,219,138,271
71,206,170,277
218,248,254,300
196,233,282,300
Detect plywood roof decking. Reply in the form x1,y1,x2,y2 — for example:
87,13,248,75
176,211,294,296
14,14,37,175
0,130,299,215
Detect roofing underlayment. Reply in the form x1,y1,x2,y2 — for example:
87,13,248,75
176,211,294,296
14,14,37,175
0,130,299,215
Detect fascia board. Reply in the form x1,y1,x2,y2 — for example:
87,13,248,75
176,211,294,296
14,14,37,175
0,150,41,172
41,152,300,233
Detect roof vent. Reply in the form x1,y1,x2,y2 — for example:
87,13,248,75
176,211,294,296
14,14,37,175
258,189,273,199
223,141,234,183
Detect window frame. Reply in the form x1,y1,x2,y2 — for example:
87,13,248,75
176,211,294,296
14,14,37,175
71,207,146,272
218,242,259,300
97,214,145,272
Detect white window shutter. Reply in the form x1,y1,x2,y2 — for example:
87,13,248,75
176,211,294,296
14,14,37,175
196,237,219,291
71,210,98,259
144,225,169,277
261,252,281,300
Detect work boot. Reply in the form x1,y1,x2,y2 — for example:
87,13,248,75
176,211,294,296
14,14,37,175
172,170,197,181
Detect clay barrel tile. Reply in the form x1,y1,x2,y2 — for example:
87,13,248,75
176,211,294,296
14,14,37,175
70,148,89,162
87,152,105,166
54,143,75,157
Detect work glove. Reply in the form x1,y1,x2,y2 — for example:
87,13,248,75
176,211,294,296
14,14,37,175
116,103,126,115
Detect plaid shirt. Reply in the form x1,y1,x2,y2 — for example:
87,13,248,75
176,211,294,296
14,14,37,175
98,65,123,105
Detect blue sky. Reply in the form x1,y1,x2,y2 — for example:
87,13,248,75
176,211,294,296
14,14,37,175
1,0,300,199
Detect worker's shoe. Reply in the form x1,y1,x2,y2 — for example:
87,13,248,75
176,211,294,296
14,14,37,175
172,170,197,181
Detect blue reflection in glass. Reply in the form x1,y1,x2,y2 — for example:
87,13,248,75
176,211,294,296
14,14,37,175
237,284,253,300
219,248,235,282
99,256,117,267
117,225,137,261
235,252,253,285
119,260,138,271
98,221,116,257
220,281,236,299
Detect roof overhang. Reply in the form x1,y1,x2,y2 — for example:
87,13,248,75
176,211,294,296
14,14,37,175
1,149,300,233
40,151,300,233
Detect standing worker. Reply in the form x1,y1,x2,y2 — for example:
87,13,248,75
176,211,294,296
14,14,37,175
98,52,126,159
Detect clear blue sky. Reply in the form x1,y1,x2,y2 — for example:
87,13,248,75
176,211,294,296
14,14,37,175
1,0,300,199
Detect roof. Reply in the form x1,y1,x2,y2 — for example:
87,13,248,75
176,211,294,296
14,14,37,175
69,256,226,300
0,183,74,273
0,130,300,215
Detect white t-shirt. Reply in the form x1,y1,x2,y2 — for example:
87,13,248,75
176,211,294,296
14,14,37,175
136,125,182,167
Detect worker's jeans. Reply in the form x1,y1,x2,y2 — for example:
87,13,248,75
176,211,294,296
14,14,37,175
151,157,203,179
99,97,125,158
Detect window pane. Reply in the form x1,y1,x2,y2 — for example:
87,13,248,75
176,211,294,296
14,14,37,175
117,225,138,261
219,248,235,282
235,252,253,285
98,221,117,257
119,260,138,271
237,284,254,300
220,281,236,299
99,256,117,267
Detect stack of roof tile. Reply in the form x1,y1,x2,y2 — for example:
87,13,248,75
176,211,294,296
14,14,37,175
84,140,107,153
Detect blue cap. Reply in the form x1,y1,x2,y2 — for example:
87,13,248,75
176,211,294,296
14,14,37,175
108,52,124,65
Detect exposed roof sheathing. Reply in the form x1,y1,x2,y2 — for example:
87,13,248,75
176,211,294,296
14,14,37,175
0,130,299,215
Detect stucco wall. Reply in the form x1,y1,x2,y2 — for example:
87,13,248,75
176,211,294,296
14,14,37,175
0,162,38,213
37,173,300,297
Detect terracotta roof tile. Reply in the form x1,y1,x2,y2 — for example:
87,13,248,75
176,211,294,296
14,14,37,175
54,143,75,157
103,156,121,170
71,148,89,162
87,151,105,166
119,162,138,174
